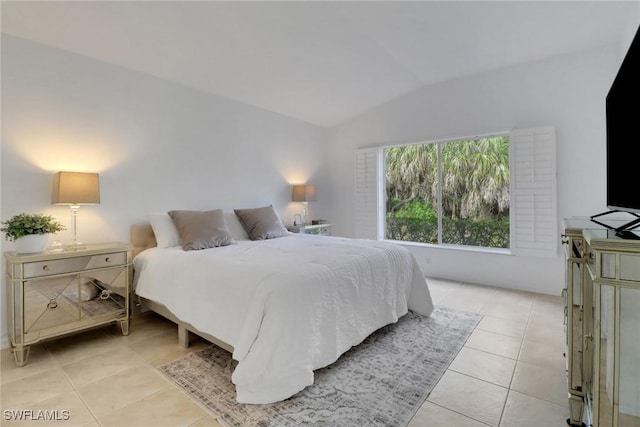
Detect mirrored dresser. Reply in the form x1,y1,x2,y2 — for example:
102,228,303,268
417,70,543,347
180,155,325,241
563,219,593,426
563,219,640,427
5,242,131,366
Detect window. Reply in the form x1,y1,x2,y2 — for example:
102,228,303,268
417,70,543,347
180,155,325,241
355,127,557,257
384,135,510,249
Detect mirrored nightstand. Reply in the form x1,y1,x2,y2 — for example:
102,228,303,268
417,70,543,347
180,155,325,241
287,224,332,236
5,242,131,366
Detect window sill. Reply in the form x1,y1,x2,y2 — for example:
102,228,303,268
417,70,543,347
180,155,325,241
384,239,512,256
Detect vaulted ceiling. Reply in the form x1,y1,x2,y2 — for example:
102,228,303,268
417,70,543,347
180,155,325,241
2,1,637,127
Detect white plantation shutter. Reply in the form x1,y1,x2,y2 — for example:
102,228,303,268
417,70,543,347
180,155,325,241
510,127,558,257
355,147,381,239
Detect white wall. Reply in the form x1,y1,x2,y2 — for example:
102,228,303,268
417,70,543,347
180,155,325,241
0,35,330,348
328,45,624,296
2,25,638,350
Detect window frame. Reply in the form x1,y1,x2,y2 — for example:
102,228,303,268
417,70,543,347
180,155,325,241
355,126,557,258
381,131,511,252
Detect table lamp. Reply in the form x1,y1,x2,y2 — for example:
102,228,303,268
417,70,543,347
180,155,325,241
52,171,100,249
292,185,317,225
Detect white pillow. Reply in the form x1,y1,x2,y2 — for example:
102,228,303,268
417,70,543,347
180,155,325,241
149,213,181,248
224,211,250,241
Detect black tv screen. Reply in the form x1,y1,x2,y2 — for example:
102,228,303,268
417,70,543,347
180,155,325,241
606,25,640,214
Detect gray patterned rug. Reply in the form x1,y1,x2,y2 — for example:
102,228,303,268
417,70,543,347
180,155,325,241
160,306,481,427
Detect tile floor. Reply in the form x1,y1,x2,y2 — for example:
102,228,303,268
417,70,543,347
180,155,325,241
0,278,568,426
409,278,568,427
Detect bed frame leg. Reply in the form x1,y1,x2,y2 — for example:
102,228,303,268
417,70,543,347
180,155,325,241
178,324,190,348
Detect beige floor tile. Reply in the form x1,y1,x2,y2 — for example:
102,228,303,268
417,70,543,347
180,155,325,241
538,307,564,320
424,278,455,302
427,370,508,426
465,329,522,359
449,347,516,388
437,295,487,313
61,346,147,388
457,283,498,297
1,369,73,409
518,338,566,371
532,293,564,310
44,329,124,365
433,280,497,305
492,289,536,305
128,330,209,367
1,391,95,427
106,312,177,345
98,388,208,427
453,281,498,299
500,390,568,427
529,308,564,328
477,315,527,339
77,365,172,418
409,401,489,426
527,310,563,331
480,302,531,323
523,320,564,345
429,280,495,313
1,344,58,385
510,361,568,407
533,292,564,302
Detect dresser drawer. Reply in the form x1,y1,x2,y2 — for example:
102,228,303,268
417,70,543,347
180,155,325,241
589,250,640,283
620,254,640,282
23,252,127,278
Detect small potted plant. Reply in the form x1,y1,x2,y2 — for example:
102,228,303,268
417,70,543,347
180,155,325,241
1,213,65,253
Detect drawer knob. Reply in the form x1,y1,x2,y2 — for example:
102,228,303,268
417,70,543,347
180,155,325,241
105,257,111,263
42,265,50,271
47,299,58,310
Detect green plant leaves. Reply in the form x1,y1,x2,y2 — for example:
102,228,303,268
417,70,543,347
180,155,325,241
0,213,65,241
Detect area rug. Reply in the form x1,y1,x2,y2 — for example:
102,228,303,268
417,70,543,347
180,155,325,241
159,306,481,427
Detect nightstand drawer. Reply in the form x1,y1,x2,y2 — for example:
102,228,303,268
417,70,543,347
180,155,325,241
86,252,127,269
23,252,126,278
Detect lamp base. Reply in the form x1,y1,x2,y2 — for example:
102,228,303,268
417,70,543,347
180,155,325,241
65,205,85,250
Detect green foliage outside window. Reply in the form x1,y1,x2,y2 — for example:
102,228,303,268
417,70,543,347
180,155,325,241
385,136,510,249
386,200,509,247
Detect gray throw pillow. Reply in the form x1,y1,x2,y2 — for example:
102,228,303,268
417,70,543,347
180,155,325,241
168,209,235,251
234,205,289,240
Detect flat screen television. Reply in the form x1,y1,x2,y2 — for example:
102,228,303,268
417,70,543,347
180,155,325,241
592,25,640,237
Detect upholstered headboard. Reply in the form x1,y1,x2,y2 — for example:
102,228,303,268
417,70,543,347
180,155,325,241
131,223,157,258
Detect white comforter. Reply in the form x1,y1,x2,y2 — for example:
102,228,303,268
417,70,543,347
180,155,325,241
134,234,433,403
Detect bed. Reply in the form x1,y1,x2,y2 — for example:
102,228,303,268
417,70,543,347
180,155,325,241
131,208,434,404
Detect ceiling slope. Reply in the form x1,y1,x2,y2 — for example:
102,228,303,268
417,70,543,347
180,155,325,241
1,1,637,127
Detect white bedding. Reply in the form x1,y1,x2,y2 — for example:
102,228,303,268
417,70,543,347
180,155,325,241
133,233,434,404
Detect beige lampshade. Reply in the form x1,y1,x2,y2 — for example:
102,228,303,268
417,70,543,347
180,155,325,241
51,172,100,205
292,185,317,202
